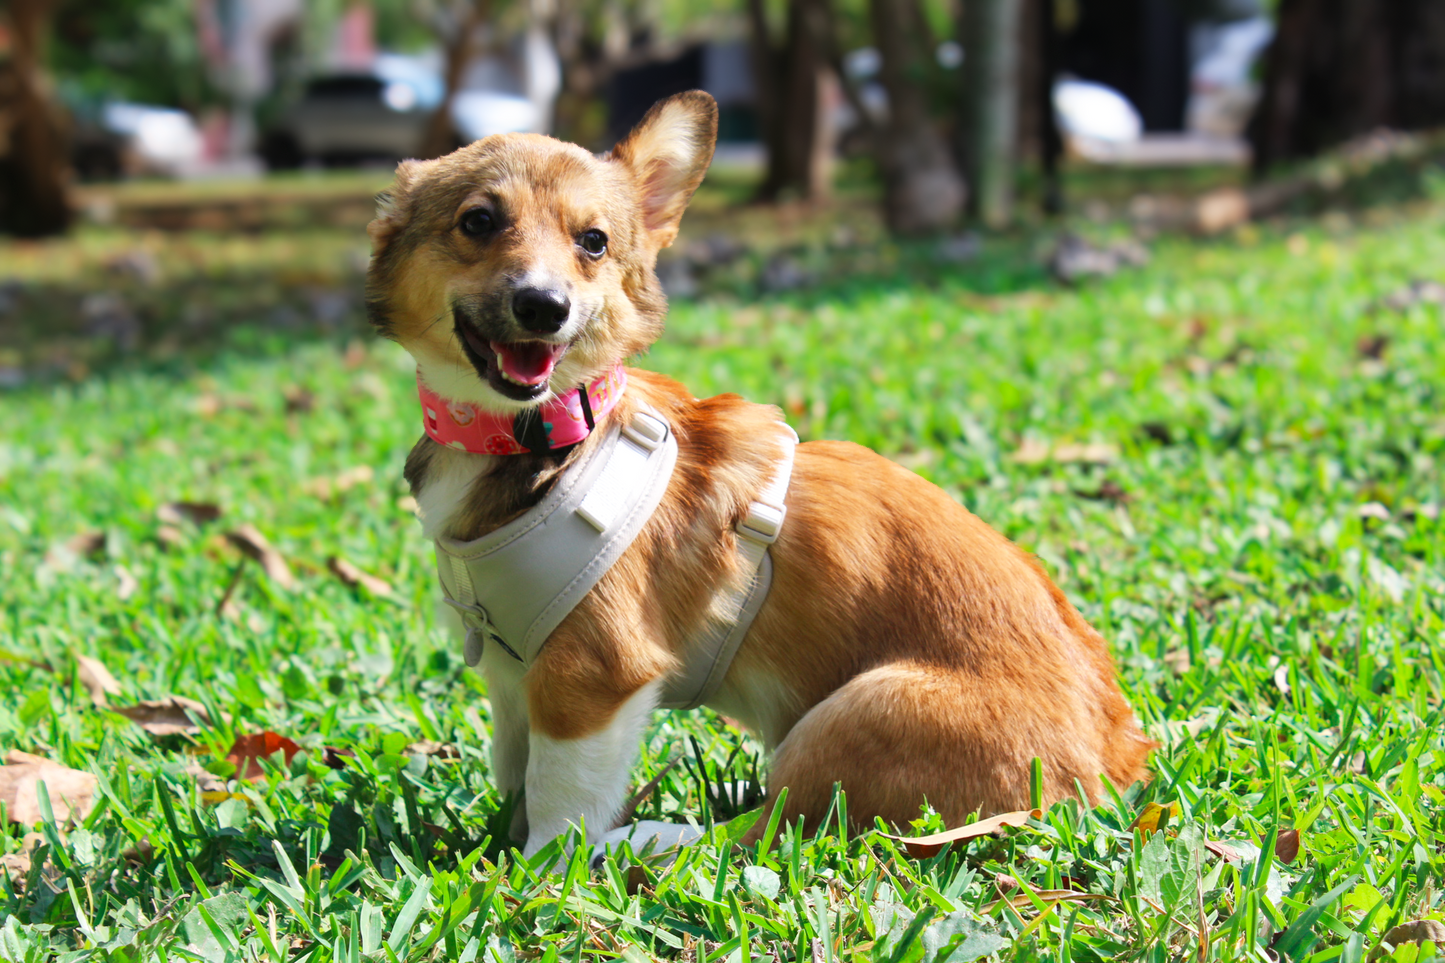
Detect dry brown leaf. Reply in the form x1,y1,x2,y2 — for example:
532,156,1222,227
327,556,393,596
1008,439,1051,465
1274,828,1301,864
114,696,220,736
1204,839,1243,861
0,751,98,825
66,531,107,557
75,655,122,708
283,385,316,414
404,740,460,759
113,564,139,601
0,833,50,889
1009,440,1117,466
43,531,107,571
879,808,1041,857
988,889,1110,912
156,502,222,526
182,763,228,795
155,524,185,549
225,525,295,588
1377,920,1445,954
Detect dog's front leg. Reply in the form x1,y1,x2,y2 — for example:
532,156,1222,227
520,676,664,858
479,644,531,843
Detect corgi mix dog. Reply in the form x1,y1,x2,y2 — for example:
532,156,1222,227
367,91,1153,857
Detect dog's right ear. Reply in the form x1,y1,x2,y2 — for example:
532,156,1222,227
367,160,422,256
609,91,718,250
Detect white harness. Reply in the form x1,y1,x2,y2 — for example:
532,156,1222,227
434,405,797,710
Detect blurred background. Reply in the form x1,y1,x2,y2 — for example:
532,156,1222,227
2,0,1444,383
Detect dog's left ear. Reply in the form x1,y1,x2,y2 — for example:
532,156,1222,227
610,91,718,249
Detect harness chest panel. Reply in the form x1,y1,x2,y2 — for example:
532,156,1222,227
433,405,797,710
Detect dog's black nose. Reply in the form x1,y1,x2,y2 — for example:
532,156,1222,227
512,287,571,333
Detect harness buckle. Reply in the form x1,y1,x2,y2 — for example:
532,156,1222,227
443,596,523,664
737,501,786,545
622,411,668,451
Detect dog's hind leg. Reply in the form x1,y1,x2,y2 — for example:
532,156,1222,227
740,661,1128,845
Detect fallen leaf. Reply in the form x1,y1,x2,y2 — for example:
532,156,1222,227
225,525,294,588
1204,839,1243,861
988,889,1110,912
113,564,139,601
182,763,227,795
225,731,302,781
43,531,107,570
66,531,107,557
1073,479,1131,504
1356,333,1389,360
0,833,50,890
327,556,393,596
283,385,315,414
156,502,222,526
155,525,185,549
1009,440,1117,466
1008,439,1051,465
1357,501,1391,522
200,791,250,806
75,655,122,708
1274,828,1301,864
0,751,98,825
114,696,220,736
1377,920,1445,955
404,740,459,759
1131,801,1181,837
879,809,1041,858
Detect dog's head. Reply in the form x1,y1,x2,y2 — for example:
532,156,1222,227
366,91,717,410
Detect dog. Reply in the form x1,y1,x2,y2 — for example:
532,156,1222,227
366,90,1153,858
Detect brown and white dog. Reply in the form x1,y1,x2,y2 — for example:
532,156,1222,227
366,91,1153,857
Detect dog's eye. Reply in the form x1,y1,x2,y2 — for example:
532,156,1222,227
578,229,608,257
459,208,494,236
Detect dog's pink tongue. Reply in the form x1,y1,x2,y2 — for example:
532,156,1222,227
491,341,566,386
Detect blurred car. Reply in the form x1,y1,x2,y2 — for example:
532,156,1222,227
261,53,545,169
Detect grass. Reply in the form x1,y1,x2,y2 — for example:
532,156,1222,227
0,181,1443,961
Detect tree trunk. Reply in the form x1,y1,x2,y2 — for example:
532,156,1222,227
1251,0,1445,171
419,0,489,159
869,0,966,234
960,0,1024,227
0,0,72,237
749,0,834,202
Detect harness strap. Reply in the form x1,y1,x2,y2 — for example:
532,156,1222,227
434,406,797,712
662,424,797,709
437,405,678,667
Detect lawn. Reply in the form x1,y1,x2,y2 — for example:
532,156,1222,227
0,181,1443,962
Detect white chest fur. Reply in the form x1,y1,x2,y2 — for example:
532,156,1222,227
415,448,495,540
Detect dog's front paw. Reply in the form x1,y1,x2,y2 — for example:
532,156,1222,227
589,820,705,869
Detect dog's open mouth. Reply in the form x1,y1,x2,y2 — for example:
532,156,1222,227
456,319,569,402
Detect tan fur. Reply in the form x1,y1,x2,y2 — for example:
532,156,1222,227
368,91,1153,845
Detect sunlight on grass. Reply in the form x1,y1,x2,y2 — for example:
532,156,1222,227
0,198,1442,959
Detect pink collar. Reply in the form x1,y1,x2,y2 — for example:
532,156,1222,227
418,364,627,455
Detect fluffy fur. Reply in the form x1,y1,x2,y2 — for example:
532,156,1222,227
367,91,1154,855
